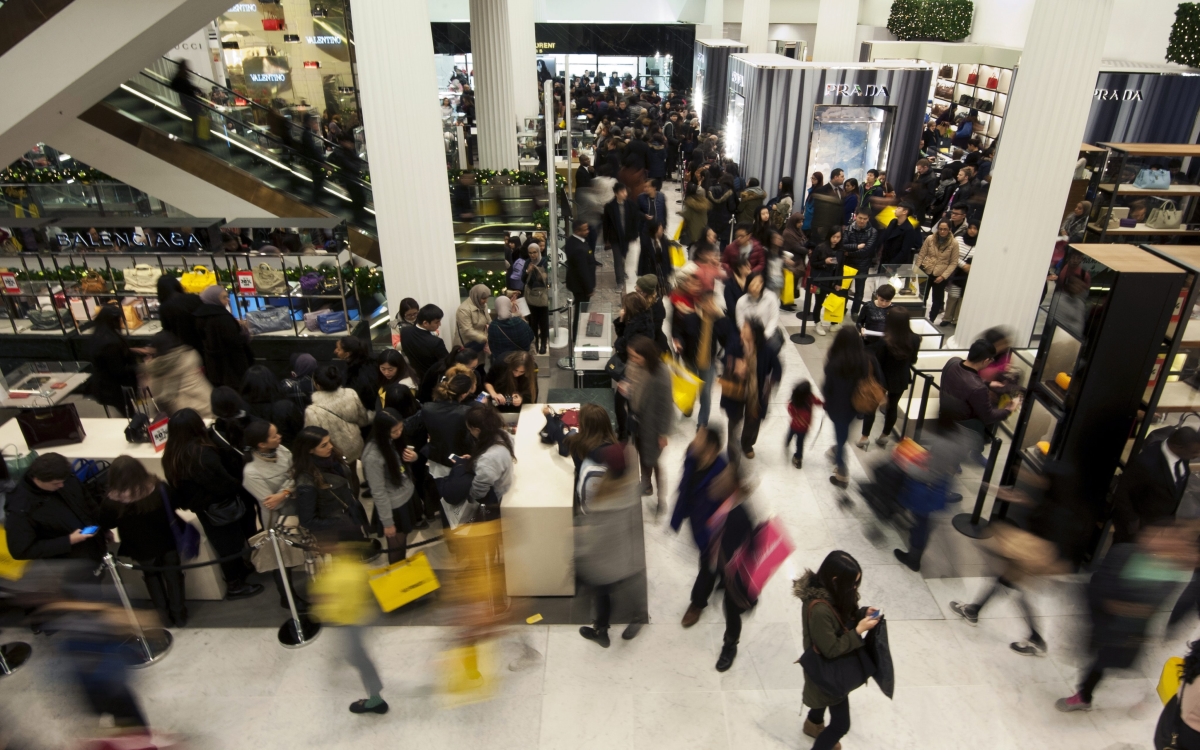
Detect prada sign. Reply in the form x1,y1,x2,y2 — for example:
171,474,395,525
1094,88,1143,101
825,83,890,98
55,231,206,250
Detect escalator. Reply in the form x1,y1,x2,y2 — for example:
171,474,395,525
66,62,378,237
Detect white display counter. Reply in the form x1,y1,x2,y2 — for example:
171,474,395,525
503,403,577,597
0,417,227,600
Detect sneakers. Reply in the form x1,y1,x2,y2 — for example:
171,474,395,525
1010,637,1047,656
681,604,703,628
948,600,979,625
875,435,890,448
715,643,737,672
1055,693,1092,712
815,323,828,336
856,436,870,450
579,626,611,648
791,455,803,469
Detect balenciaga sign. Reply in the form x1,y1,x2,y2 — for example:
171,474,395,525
55,232,206,250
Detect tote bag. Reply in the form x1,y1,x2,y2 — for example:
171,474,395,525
1134,168,1171,190
124,264,162,294
17,403,85,448
1147,201,1183,230
180,265,216,293
251,263,288,294
368,552,440,612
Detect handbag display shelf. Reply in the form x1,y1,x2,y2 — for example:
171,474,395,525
1084,142,1200,243
0,243,377,340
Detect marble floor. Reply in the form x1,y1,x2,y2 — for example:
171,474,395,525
0,180,1187,749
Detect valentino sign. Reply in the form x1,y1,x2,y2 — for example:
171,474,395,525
825,83,890,97
55,231,206,250
249,73,287,82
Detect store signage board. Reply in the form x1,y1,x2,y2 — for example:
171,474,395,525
824,83,891,98
249,73,287,82
1094,88,1143,101
0,272,18,295
54,231,205,250
236,270,256,293
306,36,342,45
150,417,170,453
227,3,257,11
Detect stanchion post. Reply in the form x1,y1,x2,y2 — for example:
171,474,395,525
270,528,320,648
102,554,172,667
790,280,815,345
0,638,31,676
953,436,1002,539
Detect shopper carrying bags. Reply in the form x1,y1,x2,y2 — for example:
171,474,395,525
361,408,418,563
795,551,882,750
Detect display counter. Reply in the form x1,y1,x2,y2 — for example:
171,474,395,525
0,362,90,408
0,417,226,600
503,403,577,597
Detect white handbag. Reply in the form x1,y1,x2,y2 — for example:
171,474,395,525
1146,200,1183,230
123,264,163,294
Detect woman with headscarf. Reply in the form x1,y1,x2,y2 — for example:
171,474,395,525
454,284,491,349
487,295,535,360
1059,200,1091,244
193,284,253,388
282,353,318,407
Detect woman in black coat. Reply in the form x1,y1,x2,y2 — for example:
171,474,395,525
612,292,656,440
163,408,263,599
193,285,253,388
809,227,845,336
860,307,920,449
4,452,104,563
157,275,202,353
100,456,188,626
87,304,139,412
335,335,378,414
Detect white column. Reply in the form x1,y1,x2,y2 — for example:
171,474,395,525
353,0,460,340
470,0,519,170
953,0,1113,348
699,0,724,39
811,0,859,62
740,0,770,54
508,0,540,124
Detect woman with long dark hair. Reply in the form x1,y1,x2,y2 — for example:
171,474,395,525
163,408,262,599
335,335,378,413
824,327,873,487
361,409,418,562
859,307,920,449
290,425,370,540
793,551,880,750
86,304,139,412
721,319,782,459
464,404,515,520
620,335,674,511
810,227,845,337
485,350,537,412
375,348,414,407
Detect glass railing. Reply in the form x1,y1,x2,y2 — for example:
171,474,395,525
0,182,173,218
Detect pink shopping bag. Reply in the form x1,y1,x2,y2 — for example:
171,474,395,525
727,518,795,603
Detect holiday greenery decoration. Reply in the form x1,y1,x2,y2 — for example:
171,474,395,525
532,208,550,230
1168,3,1200,67
458,265,506,296
447,168,566,189
0,165,112,184
887,0,973,41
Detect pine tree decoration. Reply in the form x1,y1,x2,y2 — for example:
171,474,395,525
1168,3,1200,67
887,0,923,40
888,0,973,41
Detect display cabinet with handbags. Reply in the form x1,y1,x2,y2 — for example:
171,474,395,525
1085,142,1200,243
1000,244,1186,555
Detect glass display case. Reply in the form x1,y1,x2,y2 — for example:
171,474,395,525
879,263,928,312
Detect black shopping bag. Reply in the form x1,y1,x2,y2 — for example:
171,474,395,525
17,403,86,448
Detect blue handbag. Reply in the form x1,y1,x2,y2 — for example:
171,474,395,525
1133,168,1170,190
317,309,347,334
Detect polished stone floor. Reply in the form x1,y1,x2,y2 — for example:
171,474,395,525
0,181,1182,749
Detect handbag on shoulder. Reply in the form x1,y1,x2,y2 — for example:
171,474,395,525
852,373,886,414
203,496,248,527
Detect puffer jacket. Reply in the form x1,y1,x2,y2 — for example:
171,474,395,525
794,571,866,708
915,235,960,281
305,388,370,462
736,186,767,224
140,345,213,418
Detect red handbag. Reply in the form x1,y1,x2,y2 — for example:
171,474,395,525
966,72,978,85
986,76,999,89
262,18,285,30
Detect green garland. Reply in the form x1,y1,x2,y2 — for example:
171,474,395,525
458,265,506,296
887,0,973,41
0,165,112,184
1168,3,1200,67
447,168,565,189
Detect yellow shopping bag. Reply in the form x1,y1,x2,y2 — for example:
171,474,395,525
781,269,795,305
368,551,440,612
1159,656,1185,704
669,243,686,269
873,205,919,229
672,220,683,242
666,355,702,416
0,525,28,581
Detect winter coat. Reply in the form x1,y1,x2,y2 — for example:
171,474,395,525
736,186,767,224
87,329,138,411
305,388,370,462
915,235,960,281
140,346,213,418
488,318,535,359
99,484,177,561
870,332,921,394
360,441,414,525
646,142,667,179
707,183,735,235
400,325,448,382
193,303,253,388
575,457,647,585
4,474,104,561
669,451,729,553
681,192,711,246
614,309,657,361
453,299,490,348
627,362,674,465
721,239,766,276
794,571,866,708
406,400,471,467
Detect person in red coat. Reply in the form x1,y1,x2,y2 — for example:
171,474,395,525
720,224,765,277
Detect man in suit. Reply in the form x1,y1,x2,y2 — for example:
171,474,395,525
602,182,641,288
564,219,598,352
1112,426,1200,544
813,167,847,202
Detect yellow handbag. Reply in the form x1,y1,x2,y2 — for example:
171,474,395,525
665,354,702,416
179,265,217,294
672,221,683,242
1159,657,1185,704
0,525,29,581
669,243,686,269
781,269,795,305
121,300,144,331
368,551,440,612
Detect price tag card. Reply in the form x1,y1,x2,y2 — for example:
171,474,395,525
0,271,19,294
236,270,256,294
149,417,170,452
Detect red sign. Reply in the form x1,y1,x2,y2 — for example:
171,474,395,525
150,417,170,452
0,272,19,295
303,61,320,69
236,270,256,294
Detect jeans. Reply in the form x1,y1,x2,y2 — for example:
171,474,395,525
832,415,852,474
808,699,851,750
696,362,716,426
786,428,808,460
927,277,949,320
861,391,904,438
341,625,383,696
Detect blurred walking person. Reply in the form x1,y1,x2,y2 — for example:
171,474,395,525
620,336,674,512
721,320,782,459
823,327,877,488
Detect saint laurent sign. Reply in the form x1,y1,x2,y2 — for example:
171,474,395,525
55,231,206,250
1094,88,1143,101
825,83,890,97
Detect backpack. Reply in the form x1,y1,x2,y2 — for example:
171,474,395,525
575,456,606,514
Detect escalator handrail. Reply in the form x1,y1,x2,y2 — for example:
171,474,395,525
149,57,349,159
116,73,376,196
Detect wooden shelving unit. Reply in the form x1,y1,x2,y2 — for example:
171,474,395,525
1085,143,1200,243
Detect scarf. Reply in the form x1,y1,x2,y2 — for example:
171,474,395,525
254,448,279,463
